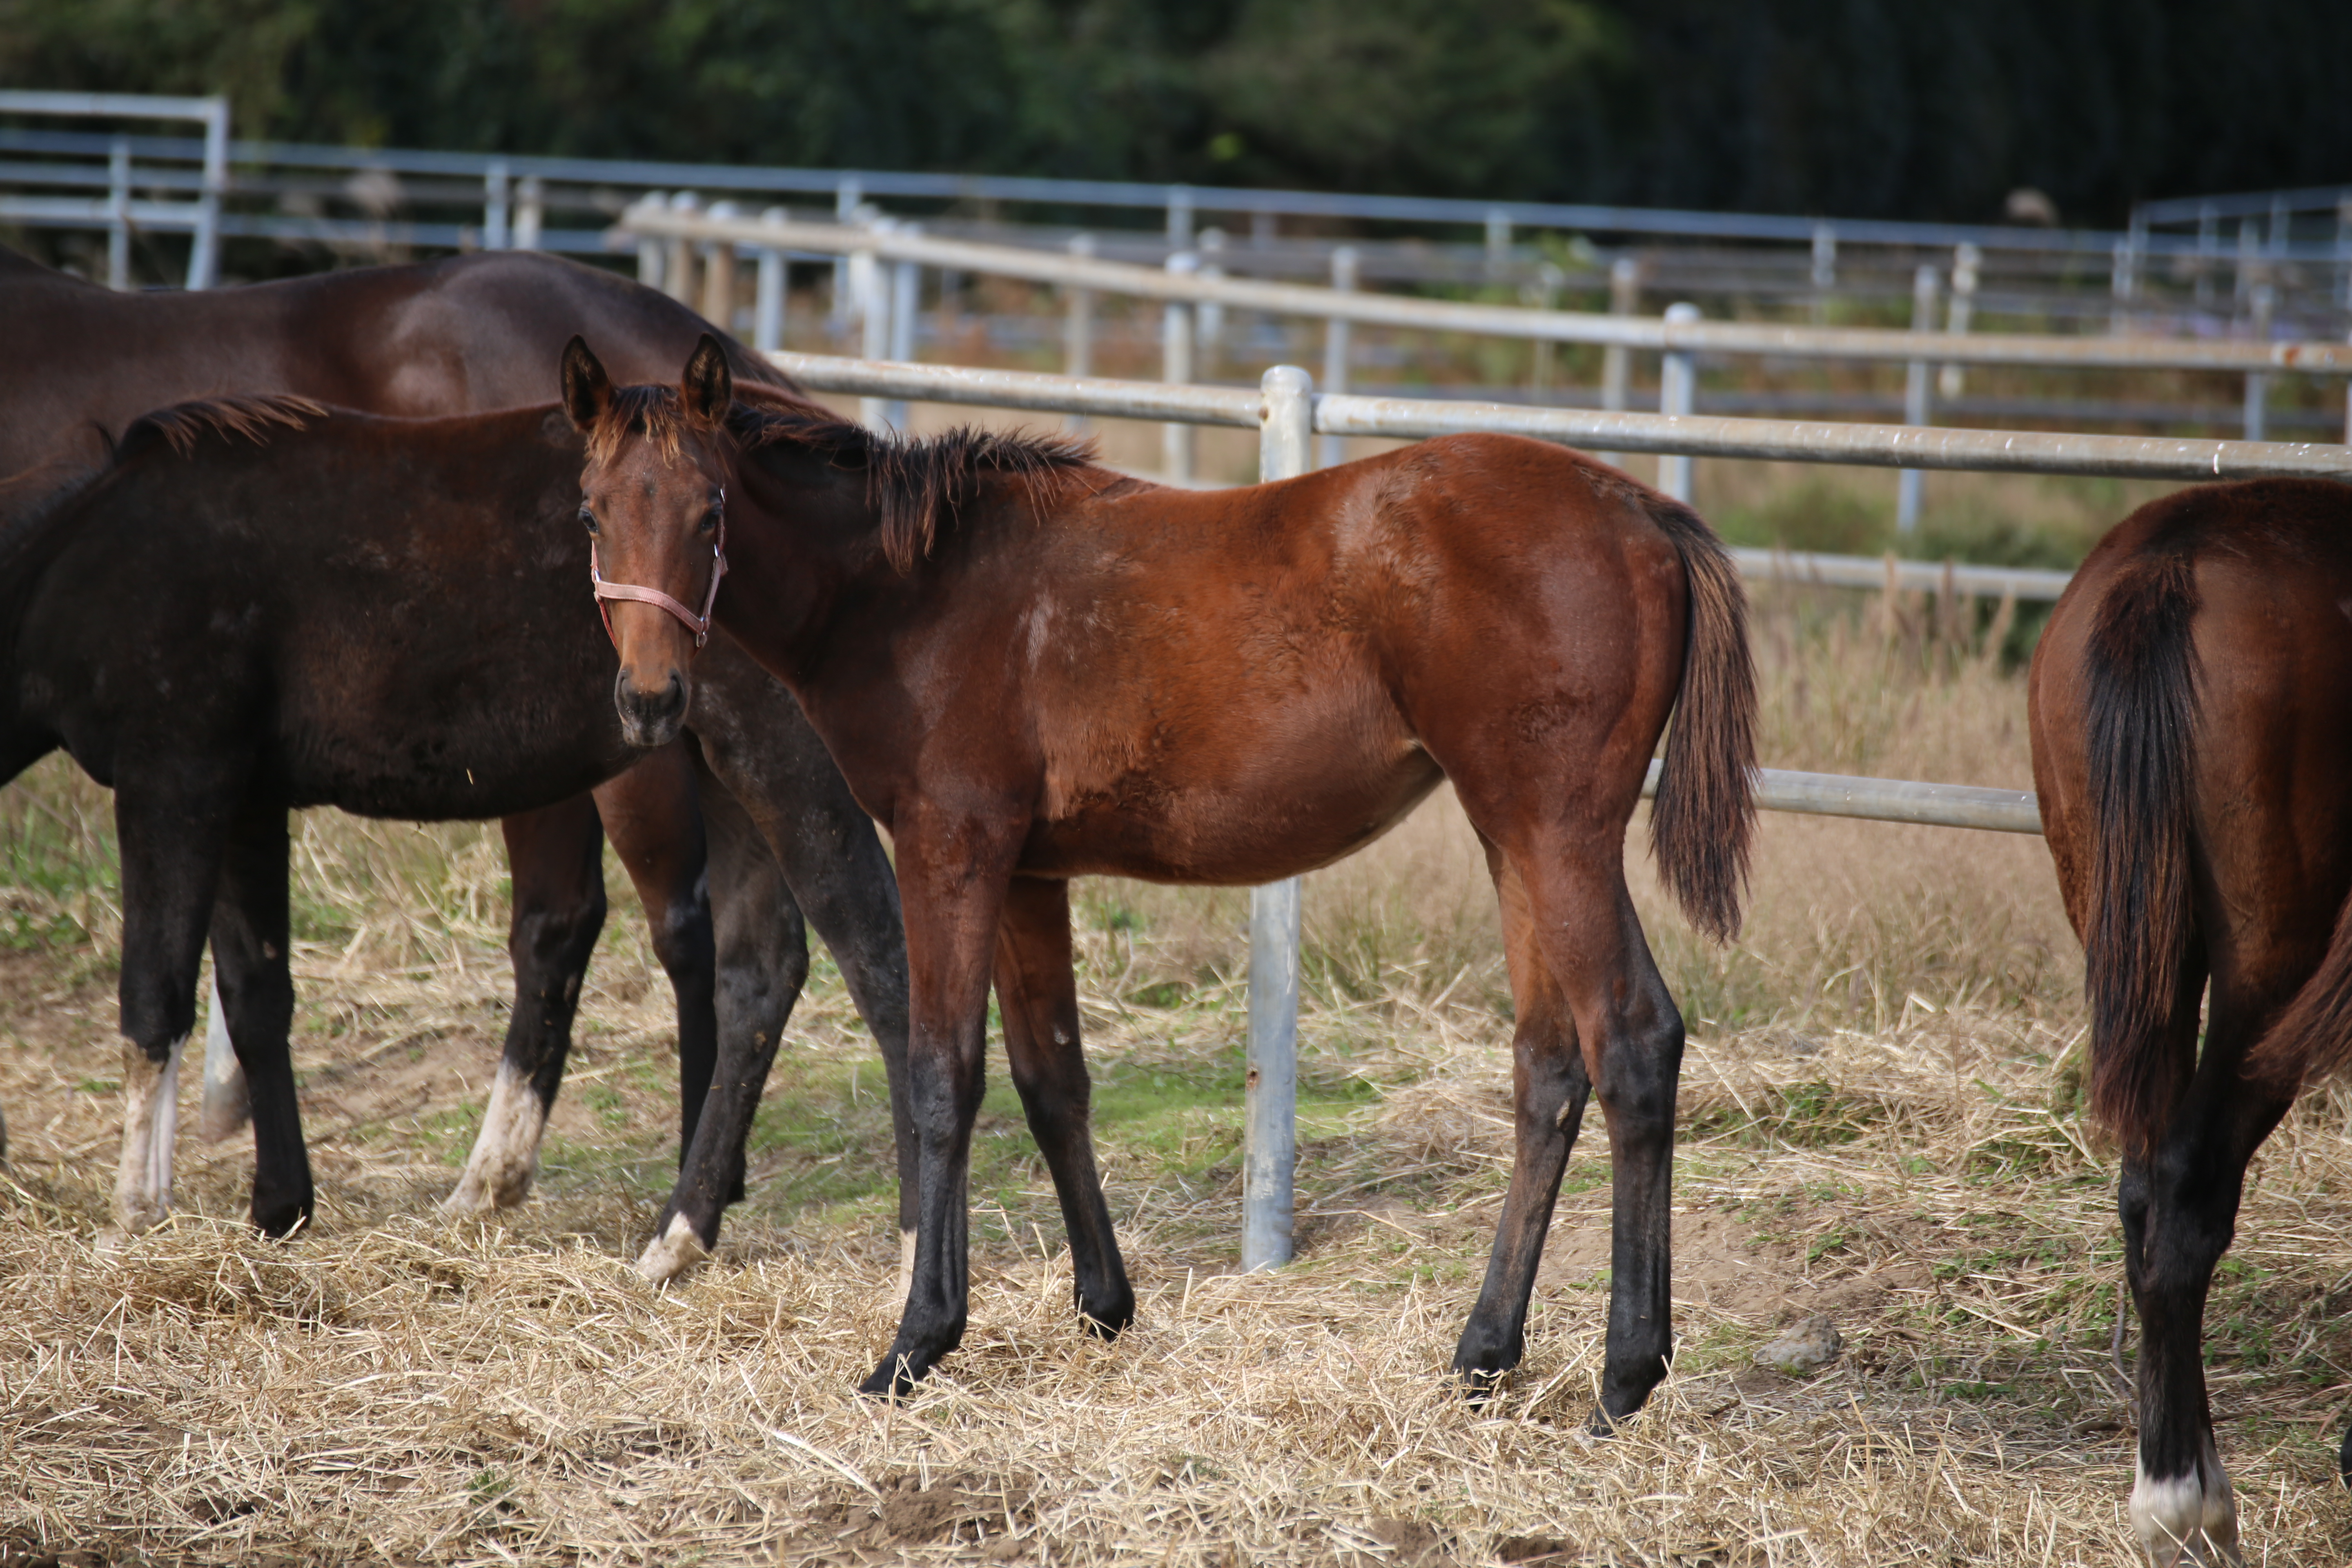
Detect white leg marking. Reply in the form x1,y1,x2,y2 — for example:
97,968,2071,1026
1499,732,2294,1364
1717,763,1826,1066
633,1211,711,1283
111,1035,186,1236
899,1227,918,1303
441,1061,549,1215
2130,1440,2243,1567
198,971,251,1144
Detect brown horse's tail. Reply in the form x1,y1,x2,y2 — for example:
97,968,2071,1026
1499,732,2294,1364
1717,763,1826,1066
1645,499,1757,942
2080,552,2203,1148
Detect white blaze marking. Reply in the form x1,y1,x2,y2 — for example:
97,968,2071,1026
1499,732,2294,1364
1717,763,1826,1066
441,1060,549,1214
198,971,251,1144
112,1035,186,1235
634,1212,711,1283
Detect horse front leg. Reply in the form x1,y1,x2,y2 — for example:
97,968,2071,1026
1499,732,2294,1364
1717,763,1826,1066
859,808,1019,1397
109,767,243,1237
444,794,607,1214
207,800,311,1236
636,761,807,1281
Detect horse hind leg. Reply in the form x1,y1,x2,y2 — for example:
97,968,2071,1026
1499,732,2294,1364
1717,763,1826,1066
207,802,310,1236
444,796,606,1215
197,967,250,1144
1452,834,1593,1398
993,875,1133,1336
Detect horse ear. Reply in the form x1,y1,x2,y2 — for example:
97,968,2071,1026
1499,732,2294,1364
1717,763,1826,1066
681,333,733,426
561,336,612,432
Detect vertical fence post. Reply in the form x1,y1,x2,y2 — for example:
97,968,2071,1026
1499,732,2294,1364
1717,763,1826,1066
106,136,131,291
2244,282,2274,443
186,96,227,290
664,192,700,305
1167,186,1194,250
636,192,668,289
700,200,739,334
2108,239,2134,336
484,160,510,251
1657,302,1700,503
857,218,895,431
1598,257,1639,468
1196,227,1227,375
1809,223,1837,321
1939,242,1979,401
831,177,861,332
1162,251,1198,483
514,176,543,251
1243,363,1314,1274
1063,234,1095,436
1526,260,1564,399
1484,208,1512,279
753,207,788,353
1317,246,1357,470
1897,264,1940,534
2234,218,2257,310
2195,203,2218,308
884,232,920,431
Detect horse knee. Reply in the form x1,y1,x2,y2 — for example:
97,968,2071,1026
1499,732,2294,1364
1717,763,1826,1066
647,880,716,987
1590,1011,1685,1141
510,883,606,989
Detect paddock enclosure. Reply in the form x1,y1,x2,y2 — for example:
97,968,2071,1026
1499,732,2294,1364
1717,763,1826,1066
6,94,2352,1567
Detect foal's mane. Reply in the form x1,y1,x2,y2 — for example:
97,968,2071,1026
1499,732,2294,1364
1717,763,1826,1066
590,381,1103,573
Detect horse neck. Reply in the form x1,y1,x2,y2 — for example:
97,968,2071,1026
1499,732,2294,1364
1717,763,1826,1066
719,446,902,673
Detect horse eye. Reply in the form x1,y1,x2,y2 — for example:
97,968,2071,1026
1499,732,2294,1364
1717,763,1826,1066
577,506,599,535
699,506,721,534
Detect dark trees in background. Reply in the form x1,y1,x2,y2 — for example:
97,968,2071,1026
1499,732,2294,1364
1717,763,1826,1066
2,0,2344,223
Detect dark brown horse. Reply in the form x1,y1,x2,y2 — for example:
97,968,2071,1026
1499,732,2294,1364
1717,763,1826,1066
0,248,911,1273
2031,478,2352,1568
566,337,1757,1414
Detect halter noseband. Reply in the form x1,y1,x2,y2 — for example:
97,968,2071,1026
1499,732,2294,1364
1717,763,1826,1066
589,488,728,649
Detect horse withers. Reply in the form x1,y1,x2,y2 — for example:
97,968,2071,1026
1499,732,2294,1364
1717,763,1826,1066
0,245,911,1266
2031,478,2352,1568
0,393,905,1278
566,336,1757,1417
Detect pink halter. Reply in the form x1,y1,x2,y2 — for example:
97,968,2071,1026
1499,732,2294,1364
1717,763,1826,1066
590,491,727,649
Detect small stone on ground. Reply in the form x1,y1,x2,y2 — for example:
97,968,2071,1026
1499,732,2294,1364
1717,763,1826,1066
1755,1314,1844,1375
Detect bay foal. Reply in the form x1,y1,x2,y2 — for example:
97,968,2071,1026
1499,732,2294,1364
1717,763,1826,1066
568,338,1756,1419
2032,479,2352,1567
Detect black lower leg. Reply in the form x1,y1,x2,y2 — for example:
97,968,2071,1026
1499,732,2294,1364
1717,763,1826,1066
209,803,312,1236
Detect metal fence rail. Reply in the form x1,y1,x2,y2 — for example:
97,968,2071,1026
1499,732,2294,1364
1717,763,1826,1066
0,91,226,287
666,207,2352,377
752,347,2349,1269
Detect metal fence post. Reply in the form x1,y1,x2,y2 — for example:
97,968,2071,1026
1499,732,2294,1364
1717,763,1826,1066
701,200,739,334
831,177,861,331
1318,246,1358,469
884,231,920,430
857,217,894,431
636,192,668,289
187,95,227,290
1897,264,1940,533
2244,282,2275,442
1484,207,1512,279
1197,227,1226,372
1167,186,1194,249
753,207,788,353
105,136,131,291
2196,203,2218,308
1599,257,1639,468
1063,234,1096,435
1162,251,1198,483
513,176,543,250
664,191,701,305
1526,260,1564,399
1809,223,1836,320
1243,362,1314,1274
1658,301,1700,502
484,160,510,250
1939,243,1979,401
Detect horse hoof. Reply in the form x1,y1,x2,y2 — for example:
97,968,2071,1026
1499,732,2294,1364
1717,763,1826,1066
857,1356,925,1400
633,1212,710,1284
2131,1450,2243,1568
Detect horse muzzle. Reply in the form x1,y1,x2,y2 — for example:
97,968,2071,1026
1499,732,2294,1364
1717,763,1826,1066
614,667,690,748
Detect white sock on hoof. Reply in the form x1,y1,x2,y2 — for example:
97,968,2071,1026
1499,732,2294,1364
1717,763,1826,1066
111,1035,186,1236
442,1062,548,1215
198,973,251,1144
2130,1443,2243,1568
633,1212,710,1283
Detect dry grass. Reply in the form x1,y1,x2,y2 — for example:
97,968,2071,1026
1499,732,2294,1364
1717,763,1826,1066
4,589,2351,1566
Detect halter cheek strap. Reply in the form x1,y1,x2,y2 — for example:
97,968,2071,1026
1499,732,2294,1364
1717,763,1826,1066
590,490,728,649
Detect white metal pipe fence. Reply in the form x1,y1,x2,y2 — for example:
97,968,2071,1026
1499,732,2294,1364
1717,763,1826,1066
756,347,2343,1267
0,90,226,288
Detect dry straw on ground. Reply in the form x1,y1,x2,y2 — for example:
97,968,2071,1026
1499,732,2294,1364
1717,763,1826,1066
3,571,2349,1566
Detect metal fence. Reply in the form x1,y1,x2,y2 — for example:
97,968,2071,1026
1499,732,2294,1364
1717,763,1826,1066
759,347,2343,1270
630,204,2352,473
0,91,226,288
